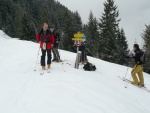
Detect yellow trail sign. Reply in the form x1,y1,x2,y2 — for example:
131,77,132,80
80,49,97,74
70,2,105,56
74,33,84,38
72,38,85,41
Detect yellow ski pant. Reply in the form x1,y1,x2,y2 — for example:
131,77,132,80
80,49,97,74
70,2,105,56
131,65,144,85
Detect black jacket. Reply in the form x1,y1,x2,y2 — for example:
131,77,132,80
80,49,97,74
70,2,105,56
53,33,60,47
133,49,142,65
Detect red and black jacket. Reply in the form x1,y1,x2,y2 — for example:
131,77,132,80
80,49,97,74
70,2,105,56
36,29,54,50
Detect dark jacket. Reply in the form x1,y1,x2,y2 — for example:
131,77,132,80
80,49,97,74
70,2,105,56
133,49,142,65
53,32,60,47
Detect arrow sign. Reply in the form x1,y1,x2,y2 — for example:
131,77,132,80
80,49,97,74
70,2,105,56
74,33,84,38
72,38,85,41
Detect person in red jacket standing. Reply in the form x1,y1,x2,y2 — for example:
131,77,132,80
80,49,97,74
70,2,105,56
36,23,54,70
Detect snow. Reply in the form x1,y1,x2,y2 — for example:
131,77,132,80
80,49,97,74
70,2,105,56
0,30,150,113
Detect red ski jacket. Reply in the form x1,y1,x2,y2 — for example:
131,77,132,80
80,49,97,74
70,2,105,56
36,29,54,50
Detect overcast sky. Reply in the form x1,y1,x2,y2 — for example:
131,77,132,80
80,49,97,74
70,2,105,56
56,0,150,49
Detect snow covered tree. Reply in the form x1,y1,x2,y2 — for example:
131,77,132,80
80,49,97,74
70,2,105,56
20,12,35,40
61,11,75,51
116,28,129,65
73,11,82,32
0,0,83,47
86,11,99,57
99,0,121,62
142,25,150,74
0,0,15,36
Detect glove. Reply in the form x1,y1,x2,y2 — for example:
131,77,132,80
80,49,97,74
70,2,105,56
129,50,135,57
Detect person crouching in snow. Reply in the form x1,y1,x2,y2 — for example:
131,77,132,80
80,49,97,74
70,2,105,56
36,23,54,70
131,44,144,87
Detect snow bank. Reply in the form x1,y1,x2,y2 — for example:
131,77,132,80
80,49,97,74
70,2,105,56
0,31,150,113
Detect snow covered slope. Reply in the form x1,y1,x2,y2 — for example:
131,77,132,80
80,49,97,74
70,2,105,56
0,31,150,113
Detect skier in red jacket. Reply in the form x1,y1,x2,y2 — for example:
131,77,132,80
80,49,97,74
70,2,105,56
36,23,54,70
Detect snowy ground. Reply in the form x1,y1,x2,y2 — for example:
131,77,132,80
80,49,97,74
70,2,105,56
0,30,150,113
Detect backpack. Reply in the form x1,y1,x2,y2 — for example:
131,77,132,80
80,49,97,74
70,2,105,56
83,62,96,71
140,50,146,64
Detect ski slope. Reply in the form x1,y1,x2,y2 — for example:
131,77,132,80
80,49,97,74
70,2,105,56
0,30,150,113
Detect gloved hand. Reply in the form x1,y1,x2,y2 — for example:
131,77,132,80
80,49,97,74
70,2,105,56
129,50,135,57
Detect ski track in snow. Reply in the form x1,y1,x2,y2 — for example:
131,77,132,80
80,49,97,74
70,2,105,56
0,31,150,113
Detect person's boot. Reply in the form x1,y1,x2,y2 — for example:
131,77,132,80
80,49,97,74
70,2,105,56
52,59,57,62
47,64,51,69
131,81,138,85
42,66,46,70
140,85,145,87
138,83,145,87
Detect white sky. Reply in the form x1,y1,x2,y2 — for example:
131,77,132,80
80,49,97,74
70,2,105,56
56,0,150,49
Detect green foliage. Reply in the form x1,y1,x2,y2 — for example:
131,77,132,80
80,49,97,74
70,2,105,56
116,28,129,65
83,0,129,65
0,0,82,51
73,11,82,32
142,25,150,73
84,11,99,57
61,11,75,51
98,0,122,62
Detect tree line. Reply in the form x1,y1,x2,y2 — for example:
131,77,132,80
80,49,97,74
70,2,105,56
0,0,82,50
83,0,129,65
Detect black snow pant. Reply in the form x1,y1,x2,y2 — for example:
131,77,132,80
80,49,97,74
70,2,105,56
79,45,87,62
41,49,51,66
52,46,60,60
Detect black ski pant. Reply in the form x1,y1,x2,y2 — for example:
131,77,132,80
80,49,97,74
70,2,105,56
41,49,51,66
52,46,60,60
79,45,87,62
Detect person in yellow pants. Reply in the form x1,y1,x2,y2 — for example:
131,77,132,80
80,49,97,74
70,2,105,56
131,65,144,86
131,44,144,87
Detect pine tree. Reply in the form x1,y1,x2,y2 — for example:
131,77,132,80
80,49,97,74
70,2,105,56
142,25,150,74
86,11,99,57
62,11,75,51
99,0,121,62
73,11,82,32
0,0,83,51
20,12,35,40
83,24,88,35
116,28,129,65
0,0,15,35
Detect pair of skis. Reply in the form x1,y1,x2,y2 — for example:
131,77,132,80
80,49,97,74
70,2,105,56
39,60,65,75
40,69,51,75
118,76,150,93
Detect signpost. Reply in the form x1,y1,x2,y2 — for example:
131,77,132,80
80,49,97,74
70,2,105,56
72,33,85,69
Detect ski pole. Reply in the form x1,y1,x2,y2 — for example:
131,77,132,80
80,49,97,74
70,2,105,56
86,48,97,58
34,47,40,71
124,67,129,78
57,41,63,62
125,76,132,88
124,64,131,88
